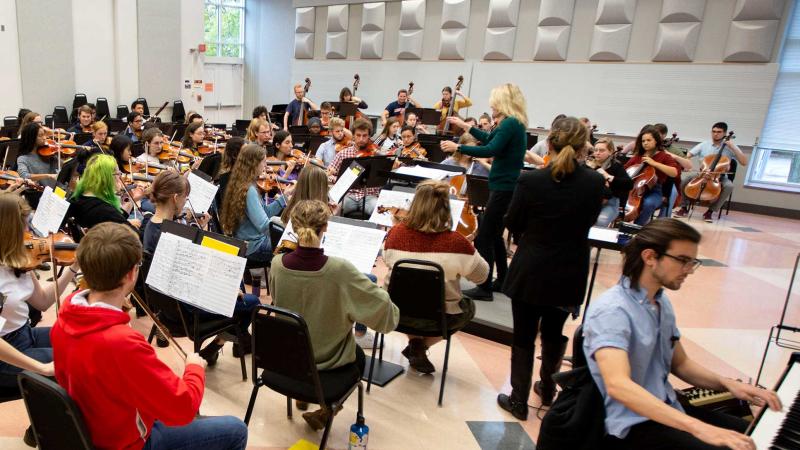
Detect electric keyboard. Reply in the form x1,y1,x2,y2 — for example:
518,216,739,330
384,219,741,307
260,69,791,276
678,387,753,421
748,352,800,448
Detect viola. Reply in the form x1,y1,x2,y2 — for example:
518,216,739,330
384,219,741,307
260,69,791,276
623,160,658,222
0,171,42,191
683,131,734,203
448,174,478,239
22,232,78,271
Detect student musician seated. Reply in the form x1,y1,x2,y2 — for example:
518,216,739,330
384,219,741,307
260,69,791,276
67,105,94,134
403,111,428,135
51,223,248,450
478,113,493,132
131,99,146,116
110,134,137,173
220,144,288,264
16,123,58,183
374,117,401,154
83,121,109,154
272,130,299,181
123,111,144,142
68,154,144,230
315,117,348,168
674,122,748,223
269,199,399,430
318,102,332,134
587,137,633,227
584,219,780,450
136,128,164,167
246,118,273,151
307,117,323,137
181,122,206,157
278,164,332,226
441,134,490,177
326,118,380,217
213,137,246,210
624,125,681,226
381,88,421,128
397,125,427,159
525,114,566,166
284,83,319,129
382,180,488,373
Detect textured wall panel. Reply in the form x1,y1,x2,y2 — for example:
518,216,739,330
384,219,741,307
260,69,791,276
400,0,426,30
361,2,385,31
589,24,633,61
327,4,349,32
595,0,636,25
294,33,314,59
326,31,348,58
732,0,785,21
439,28,467,60
441,0,470,29
660,0,705,23
295,7,315,33
538,0,576,26
533,25,570,61
360,30,384,58
398,29,424,59
487,0,520,28
653,22,701,61
484,27,516,60
723,20,779,62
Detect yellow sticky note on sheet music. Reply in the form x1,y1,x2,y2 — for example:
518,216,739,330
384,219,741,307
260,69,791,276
200,236,239,256
288,439,319,450
54,187,66,199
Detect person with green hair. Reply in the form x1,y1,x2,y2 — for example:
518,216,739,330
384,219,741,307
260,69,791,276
67,154,143,230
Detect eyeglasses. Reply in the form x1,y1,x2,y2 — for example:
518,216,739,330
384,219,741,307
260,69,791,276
661,253,702,271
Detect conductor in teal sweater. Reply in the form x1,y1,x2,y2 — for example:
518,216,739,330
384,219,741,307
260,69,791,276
441,83,528,301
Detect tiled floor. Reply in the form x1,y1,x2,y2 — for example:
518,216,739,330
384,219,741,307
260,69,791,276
0,210,798,449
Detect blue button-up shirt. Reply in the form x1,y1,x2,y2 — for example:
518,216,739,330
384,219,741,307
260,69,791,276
583,276,683,438
315,137,336,168
688,140,734,159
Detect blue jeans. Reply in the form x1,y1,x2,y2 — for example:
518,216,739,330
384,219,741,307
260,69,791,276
245,237,273,265
142,416,248,450
0,324,51,387
634,190,664,226
595,197,620,228
354,273,378,334
659,185,678,218
182,294,260,335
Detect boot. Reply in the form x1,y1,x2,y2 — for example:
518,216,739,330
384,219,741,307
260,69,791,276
497,345,534,420
402,338,435,374
534,335,568,406
198,339,225,366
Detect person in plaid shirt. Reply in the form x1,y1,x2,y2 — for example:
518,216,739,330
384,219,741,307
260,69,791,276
327,118,381,217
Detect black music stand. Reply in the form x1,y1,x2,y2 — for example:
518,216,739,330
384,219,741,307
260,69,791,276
289,125,309,135
304,135,327,154
106,119,126,133
405,108,440,126
527,132,539,149
72,133,92,145
337,156,394,219
465,175,489,208
330,102,357,118
270,104,287,114
581,228,625,323
418,140,448,163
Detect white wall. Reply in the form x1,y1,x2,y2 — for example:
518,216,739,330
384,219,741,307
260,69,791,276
0,0,23,119
114,0,140,110
72,0,117,108
181,0,205,114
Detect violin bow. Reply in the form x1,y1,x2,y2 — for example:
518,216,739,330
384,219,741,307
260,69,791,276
49,234,61,313
128,290,187,360
115,173,143,219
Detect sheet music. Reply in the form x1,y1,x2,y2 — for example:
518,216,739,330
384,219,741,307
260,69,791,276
187,172,218,214
279,220,386,274
31,186,70,236
588,227,619,243
329,162,364,204
145,232,245,317
368,189,464,232
395,165,461,181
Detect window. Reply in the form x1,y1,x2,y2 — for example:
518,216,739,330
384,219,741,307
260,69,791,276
204,0,245,59
747,5,800,191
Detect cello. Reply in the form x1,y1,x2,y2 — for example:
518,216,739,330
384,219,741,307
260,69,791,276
623,160,658,222
440,75,465,136
448,173,479,239
683,130,734,204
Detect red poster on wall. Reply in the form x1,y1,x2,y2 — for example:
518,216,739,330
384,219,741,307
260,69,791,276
204,83,214,92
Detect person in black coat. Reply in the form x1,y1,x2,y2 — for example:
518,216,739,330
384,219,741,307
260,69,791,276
497,116,605,420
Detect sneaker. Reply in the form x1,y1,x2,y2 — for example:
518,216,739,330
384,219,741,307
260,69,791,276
402,339,435,374
156,334,169,348
463,286,493,301
703,209,714,223
199,340,224,366
354,330,376,350
674,207,689,218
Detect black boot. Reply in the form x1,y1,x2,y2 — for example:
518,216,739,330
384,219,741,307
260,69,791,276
199,339,225,366
497,345,534,420
534,335,568,406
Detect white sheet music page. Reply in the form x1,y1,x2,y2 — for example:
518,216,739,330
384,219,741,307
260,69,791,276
145,232,183,295
588,226,619,243
369,189,464,232
31,186,70,236
395,165,460,180
187,172,218,214
329,163,364,204
321,221,386,274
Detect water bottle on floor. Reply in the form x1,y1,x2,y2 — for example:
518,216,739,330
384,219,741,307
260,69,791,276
348,414,368,450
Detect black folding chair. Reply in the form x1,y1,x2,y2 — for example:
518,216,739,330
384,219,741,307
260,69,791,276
3,116,18,127
366,259,452,406
116,105,129,120
172,100,186,124
70,94,88,123
52,106,69,125
95,98,110,120
18,371,95,450
244,305,364,450
136,98,150,116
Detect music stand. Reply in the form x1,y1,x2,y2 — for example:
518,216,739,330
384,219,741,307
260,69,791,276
405,108,440,126
106,119,127,133
270,104,287,114
72,133,93,145
333,102,357,118
304,135,326,154
527,132,539,149
466,175,489,208
419,140,448,163
289,125,309,135
234,120,251,133
337,156,394,218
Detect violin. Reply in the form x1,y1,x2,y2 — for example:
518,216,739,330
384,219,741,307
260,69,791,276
334,136,352,153
197,140,225,156
399,143,427,159
448,174,478,239
376,205,409,223
440,75,465,136
22,232,78,271
683,130,734,204
257,170,292,195
355,142,379,158
0,171,42,191
37,139,88,158
623,159,658,222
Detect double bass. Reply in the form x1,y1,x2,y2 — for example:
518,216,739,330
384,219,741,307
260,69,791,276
298,77,312,126
440,75,465,136
683,131,734,204
398,82,414,125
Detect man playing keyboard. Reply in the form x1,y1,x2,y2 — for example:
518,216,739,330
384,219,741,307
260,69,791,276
584,219,781,450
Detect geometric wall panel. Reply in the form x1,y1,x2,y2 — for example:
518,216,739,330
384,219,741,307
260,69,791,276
660,0,706,23
732,0,785,21
361,30,384,59
538,0,576,26
441,0,470,29
295,7,315,33
487,0,520,28
589,24,633,61
439,28,467,60
362,2,386,32
400,0,426,30
294,33,314,59
327,4,349,32
723,19,779,62
533,25,570,61
326,31,348,59
653,22,702,62
484,27,516,60
595,0,637,25
398,29,424,59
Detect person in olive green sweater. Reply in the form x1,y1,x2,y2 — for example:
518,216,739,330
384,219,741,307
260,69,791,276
269,199,399,430
440,83,529,301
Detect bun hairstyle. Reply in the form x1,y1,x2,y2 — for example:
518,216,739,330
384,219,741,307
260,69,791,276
404,180,452,233
147,170,190,204
290,200,330,247
547,116,588,182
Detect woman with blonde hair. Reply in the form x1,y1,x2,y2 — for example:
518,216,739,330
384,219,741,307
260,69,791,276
496,116,605,419
279,164,330,224
246,118,272,149
439,83,528,300
220,144,287,263
587,137,632,227
270,199,398,430
382,180,489,373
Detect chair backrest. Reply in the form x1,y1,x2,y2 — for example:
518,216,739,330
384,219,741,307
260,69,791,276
64,217,86,243
18,371,95,450
3,116,18,127
572,325,587,368
268,221,285,250
72,94,87,109
95,98,110,119
52,106,69,125
388,259,447,335
0,139,20,170
116,105,129,120
136,98,150,116
251,305,325,403
172,100,186,123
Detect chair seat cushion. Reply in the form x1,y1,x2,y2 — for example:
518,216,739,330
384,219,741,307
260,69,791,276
260,361,361,405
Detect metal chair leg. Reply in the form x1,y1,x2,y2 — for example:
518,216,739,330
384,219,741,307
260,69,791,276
379,333,385,362
357,382,364,416
147,324,157,344
286,396,293,418
243,385,260,424
366,332,380,393
438,337,451,407
318,407,336,450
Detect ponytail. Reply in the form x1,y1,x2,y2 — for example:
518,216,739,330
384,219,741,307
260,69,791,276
547,116,588,182
290,199,330,248
550,145,576,182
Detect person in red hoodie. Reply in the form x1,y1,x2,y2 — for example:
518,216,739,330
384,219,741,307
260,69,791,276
51,223,248,450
